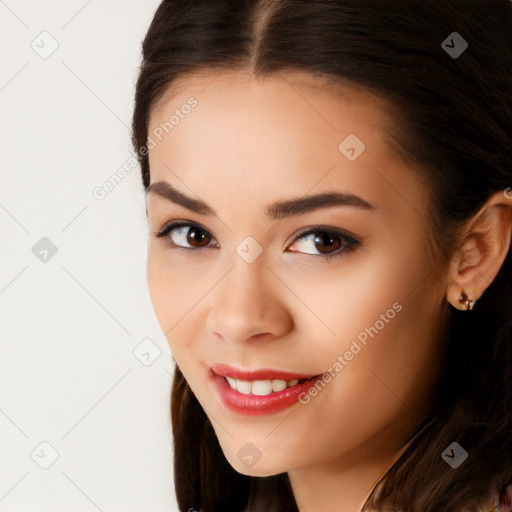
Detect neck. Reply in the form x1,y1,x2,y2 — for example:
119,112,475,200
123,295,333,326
288,414,434,512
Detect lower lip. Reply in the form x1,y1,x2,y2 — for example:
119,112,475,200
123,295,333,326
209,371,325,416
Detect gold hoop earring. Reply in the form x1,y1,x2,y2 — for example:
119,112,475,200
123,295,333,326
458,292,476,311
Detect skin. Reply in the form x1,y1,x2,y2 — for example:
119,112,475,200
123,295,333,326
144,69,512,512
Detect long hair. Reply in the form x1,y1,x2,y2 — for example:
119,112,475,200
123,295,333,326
131,1,512,510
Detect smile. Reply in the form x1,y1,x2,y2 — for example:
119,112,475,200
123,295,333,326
209,364,325,416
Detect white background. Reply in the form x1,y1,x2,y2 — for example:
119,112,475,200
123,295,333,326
0,1,179,510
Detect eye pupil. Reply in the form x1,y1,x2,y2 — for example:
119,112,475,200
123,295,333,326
187,227,210,247
314,233,342,254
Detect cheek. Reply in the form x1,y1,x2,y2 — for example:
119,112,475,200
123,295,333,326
146,247,170,328
146,246,191,340
147,245,198,328
301,234,439,402
308,248,441,436
146,244,217,362
298,239,426,353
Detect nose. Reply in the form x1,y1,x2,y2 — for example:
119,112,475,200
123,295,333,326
205,253,294,344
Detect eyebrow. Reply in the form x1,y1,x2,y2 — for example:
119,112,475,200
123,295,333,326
146,181,376,220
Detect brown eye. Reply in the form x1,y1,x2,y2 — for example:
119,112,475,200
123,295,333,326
185,226,211,248
312,232,343,254
155,221,216,250
288,228,358,259
155,221,359,262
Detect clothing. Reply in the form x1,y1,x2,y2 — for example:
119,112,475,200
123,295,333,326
239,473,512,511
492,480,512,512
240,480,512,512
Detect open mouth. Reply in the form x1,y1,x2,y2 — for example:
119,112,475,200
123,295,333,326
223,374,322,397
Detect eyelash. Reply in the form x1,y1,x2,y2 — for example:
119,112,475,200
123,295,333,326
154,221,360,262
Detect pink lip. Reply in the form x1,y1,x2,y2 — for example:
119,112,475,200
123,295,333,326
208,366,325,416
210,363,317,381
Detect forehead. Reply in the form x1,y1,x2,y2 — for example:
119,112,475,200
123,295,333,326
146,69,428,224
149,68,391,135
148,69,394,172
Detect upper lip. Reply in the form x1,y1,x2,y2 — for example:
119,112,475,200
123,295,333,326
210,363,321,381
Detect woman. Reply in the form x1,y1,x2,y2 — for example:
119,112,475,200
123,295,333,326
131,1,512,510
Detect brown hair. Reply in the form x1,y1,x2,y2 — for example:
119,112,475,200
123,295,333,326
131,1,512,510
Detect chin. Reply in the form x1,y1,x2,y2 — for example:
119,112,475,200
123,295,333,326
224,455,289,478
232,465,283,478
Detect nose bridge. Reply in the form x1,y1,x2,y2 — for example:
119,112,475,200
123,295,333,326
205,246,292,341
218,249,268,318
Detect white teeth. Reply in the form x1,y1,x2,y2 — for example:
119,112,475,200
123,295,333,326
236,379,252,394
225,377,303,395
252,380,273,396
271,379,287,392
226,376,237,389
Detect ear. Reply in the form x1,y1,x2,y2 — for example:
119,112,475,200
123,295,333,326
446,190,512,311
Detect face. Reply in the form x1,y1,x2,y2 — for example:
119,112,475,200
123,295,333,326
145,69,450,477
